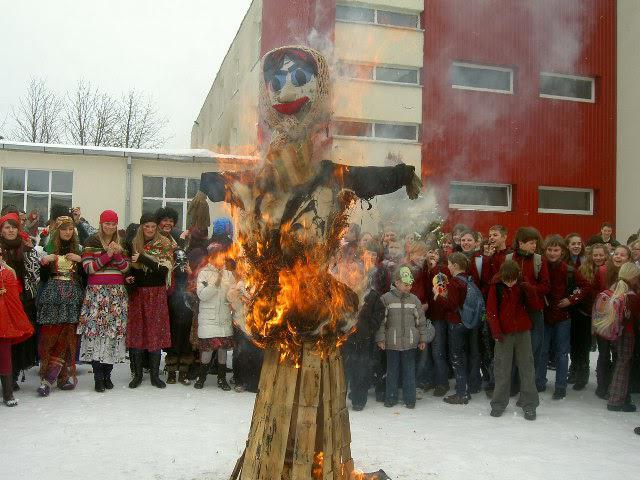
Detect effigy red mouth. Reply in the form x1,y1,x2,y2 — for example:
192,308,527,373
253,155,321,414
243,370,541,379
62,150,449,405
272,96,309,115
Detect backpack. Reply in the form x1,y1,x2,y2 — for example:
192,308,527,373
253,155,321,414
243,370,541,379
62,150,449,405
456,275,486,330
506,253,542,280
591,290,633,341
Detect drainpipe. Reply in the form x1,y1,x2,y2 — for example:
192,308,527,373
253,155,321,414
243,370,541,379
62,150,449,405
125,156,132,225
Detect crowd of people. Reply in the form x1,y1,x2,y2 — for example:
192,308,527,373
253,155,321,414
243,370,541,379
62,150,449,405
1,203,639,436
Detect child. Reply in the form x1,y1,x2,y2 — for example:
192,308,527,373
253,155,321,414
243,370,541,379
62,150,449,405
434,252,470,404
486,260,539,420
0,248,35,406
376,266,429,409
540,234,574,399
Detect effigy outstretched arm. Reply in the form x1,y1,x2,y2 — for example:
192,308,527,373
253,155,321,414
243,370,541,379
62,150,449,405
326,161,423,200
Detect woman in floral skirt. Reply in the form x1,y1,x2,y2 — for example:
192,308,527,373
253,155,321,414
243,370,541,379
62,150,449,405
77,210,129,392
36,216,84,396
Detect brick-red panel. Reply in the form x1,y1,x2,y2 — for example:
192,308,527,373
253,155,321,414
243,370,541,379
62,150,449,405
422,0,616,239
260,0,335,54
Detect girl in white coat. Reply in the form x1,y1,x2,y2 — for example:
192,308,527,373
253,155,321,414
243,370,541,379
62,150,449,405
193,250,236,390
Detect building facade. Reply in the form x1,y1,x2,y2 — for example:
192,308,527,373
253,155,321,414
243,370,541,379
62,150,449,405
0,141,254,230
192,0,624,239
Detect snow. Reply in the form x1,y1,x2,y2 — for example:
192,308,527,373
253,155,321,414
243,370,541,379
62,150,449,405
2,355,639,480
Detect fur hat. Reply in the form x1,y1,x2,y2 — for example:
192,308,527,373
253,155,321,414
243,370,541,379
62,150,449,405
155,207,179,225
139,213,157,225
50,204,71,221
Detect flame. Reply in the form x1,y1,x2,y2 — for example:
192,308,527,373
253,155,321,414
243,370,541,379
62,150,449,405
312,452,324,479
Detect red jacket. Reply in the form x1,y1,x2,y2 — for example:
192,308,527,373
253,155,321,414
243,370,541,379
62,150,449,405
432,272,467,324
485,247,512,290
544,261,572,325
486,279,537,339
624,292,640,336
416,265,450,321
509,251,550,311
567,268,596,314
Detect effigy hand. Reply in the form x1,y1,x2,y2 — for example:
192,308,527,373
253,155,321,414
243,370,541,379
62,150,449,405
406,172,422,199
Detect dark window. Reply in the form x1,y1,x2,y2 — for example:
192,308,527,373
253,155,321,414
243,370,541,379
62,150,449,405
449,183,511,210
336,5,375,23
538,188,593,214
333,121,373,137
540,74,594,101
27,170,49,192
165,177,186,199
452,63,512,92
338,63,374,80
374,123,417,141
2,168,25,191
142,176,163,198
187,179,200,198
376,10,419,28
51,171,73,193
376,67,419,84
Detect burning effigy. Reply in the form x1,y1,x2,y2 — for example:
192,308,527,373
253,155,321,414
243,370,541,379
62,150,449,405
188,45,420,480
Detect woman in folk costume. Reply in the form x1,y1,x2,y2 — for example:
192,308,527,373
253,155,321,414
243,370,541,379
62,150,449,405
36,215,84,396
0,212,39,390
77,210,130,392
192,239,237,391
0,247,35,406
127,213,173,389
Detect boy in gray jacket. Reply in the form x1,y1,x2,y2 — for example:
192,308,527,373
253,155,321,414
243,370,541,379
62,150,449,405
376,265,429,408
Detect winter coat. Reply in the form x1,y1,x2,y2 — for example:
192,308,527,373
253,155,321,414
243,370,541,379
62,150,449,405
375,286,428,351
544,261,575,325
587,234,620,249
507,251,550,311
416,264,450,321
347,287,385,348
196,264,234,339
486,279,537,340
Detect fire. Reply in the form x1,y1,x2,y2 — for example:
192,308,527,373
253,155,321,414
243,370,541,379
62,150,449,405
206,189,360,365
312,452,324,479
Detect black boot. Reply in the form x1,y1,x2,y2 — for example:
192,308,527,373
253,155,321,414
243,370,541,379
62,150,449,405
1,375,18,407
149,352,166,389
166,370,177,384
92,361,105,393
194,362,209,389
103,363,114,390
12,372,20,391
573,362,589,391
217,363,231,391
128,349,143,389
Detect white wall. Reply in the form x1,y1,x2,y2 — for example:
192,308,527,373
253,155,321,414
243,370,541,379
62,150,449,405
617,0,640,240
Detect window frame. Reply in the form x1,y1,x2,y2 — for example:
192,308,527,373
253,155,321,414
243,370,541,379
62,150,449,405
448,181,513,212
336,4,421,29
333,120,419,142
337,62,421,86
1,168,73,218
451,62,514,95
539,72,595,103
537,186,594,216
141,175,200,230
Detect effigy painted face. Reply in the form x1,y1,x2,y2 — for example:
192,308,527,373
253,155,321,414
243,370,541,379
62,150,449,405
264,51,318,116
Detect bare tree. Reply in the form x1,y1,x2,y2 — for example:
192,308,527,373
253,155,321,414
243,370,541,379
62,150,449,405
63,80,119,146
12,78,62,143
113,90,168,148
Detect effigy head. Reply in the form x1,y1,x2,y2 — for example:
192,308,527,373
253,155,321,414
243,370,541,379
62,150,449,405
260,45,331,141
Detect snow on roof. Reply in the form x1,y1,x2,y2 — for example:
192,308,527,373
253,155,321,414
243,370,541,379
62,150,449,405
0,140,258,165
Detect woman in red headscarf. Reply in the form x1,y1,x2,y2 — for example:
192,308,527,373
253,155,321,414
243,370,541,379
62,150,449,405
0,245,35,406
0,212,40,390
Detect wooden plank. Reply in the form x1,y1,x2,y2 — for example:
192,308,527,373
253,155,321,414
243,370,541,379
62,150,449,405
328,351,345,479
290,343,322,479
240,348,281,480
254,353,299,479
321,359,334,480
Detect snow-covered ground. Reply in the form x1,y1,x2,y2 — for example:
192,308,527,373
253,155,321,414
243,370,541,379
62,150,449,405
2,356,639,480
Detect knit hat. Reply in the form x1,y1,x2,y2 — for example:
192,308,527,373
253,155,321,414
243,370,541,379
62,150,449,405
213,217,233,236
99,210,118,224
55,216,74,229
139,213,157,225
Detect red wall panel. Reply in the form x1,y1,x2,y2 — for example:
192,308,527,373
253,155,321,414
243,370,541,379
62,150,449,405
422,0,616,240
260,0,336,55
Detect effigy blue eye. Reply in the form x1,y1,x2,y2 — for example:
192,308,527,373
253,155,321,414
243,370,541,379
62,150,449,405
292,68,310,87
270,70,288,91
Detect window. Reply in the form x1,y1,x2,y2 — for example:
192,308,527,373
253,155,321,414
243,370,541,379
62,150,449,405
336,5,420,28
1,168,73,221
333,121,418,141
376,10,420,28
538,187,593,215
338,63,420,85
375,66,419,84
336,5,375,23
449,182,512,211
540,73,595,102
451,62,513,94
142,176,201,230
